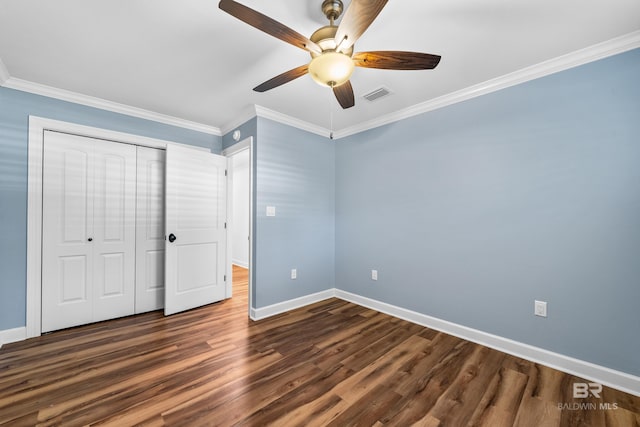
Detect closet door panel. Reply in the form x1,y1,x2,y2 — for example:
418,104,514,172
92,139,137,322
59,256,89,302
42,131,94,333
135,146,166,313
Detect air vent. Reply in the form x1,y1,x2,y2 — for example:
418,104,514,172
363,87,392,102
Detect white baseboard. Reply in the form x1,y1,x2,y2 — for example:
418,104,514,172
4,286,638,396
0,326,27,349
232,260,249,269
250,289,336,321
334,289,640,397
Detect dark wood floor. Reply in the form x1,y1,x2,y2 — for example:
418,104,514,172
1,265,638,426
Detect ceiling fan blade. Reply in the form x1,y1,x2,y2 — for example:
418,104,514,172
253,65,309,92
333,81,355,109
219,0,321,54
334,0,388,52
353,51,441,70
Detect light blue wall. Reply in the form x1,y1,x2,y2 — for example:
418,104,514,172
222,118,257,151
0,87,221,330
222,116,335,309
335,49,640,376
254,117,335,307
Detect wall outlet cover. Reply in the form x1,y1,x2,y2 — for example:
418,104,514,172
534,300,547,317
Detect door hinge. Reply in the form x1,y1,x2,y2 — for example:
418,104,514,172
224,222,227,229
224,275,227,282
225,169,228,176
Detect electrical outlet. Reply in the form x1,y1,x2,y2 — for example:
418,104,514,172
534,300,547,317
291,269,297,280
371,270,378,281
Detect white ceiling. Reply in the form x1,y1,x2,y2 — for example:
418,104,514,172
1,0,639,135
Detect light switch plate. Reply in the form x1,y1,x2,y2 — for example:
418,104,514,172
266,206,276,217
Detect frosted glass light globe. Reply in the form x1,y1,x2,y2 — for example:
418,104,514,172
308,51,354,87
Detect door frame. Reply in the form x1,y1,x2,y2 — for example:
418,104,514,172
221,137,254,317
26,116,209,338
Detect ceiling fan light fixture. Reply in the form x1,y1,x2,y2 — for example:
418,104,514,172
308,51,354,87
219,0,441,110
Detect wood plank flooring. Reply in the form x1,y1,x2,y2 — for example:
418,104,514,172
1,265,638,426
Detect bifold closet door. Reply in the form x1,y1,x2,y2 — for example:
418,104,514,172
135,146,166,313
42,131,136,333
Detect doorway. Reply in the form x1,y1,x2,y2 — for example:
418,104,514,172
223,137,253,316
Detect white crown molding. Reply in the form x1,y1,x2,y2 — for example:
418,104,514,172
0,56,10,86
221,104,332,138
220,104,259,136
255,105,330,138
4,31,638,141
1,77,221,136
334,30,640,139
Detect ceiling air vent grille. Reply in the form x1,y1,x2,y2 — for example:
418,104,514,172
363,87,392,102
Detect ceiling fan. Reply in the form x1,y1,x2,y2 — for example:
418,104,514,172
219,0,441,109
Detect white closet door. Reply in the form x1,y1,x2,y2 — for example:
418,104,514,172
91,139,137,322
135,146,166,313
164,144,227,315
42,131,94,332
42,131,136,332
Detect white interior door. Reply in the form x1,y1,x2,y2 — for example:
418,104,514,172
135,146,166,313
164,144,227,315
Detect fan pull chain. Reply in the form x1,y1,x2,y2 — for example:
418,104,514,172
330,109,334,140
329,84,334,140
330,106,334,140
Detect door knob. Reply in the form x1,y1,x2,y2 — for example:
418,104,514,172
87,237,93,242
168,233,177,243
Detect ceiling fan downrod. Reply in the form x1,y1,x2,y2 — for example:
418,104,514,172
321,0,344,25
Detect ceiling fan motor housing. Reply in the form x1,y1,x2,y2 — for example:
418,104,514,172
310,0,355,89
309,25,354,58
322,0,344,22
